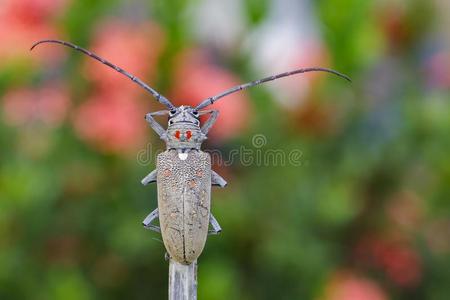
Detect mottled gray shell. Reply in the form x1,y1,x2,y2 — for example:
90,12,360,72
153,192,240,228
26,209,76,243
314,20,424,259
157,149,211,264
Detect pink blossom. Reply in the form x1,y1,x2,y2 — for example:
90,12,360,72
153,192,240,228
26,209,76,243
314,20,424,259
84,20,166,95
0,18,63,66
2,0,68,26
320,270,387,300
171,49,251,141
2,83,70,128
424,51,450,89
72,90,148,154
0,0,68,67
72,20,166,155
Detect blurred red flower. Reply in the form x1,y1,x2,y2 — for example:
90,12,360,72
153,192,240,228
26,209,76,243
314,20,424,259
0,0,67,65
354,236,422,288
2,83,70,128
170,49,251,141
0,19,62,66
381,243,421,287
377,3,411,52
320,270,387,300
72,91,148,154
425,51,450,89
72,20,166,154
2,0,68,26
84,20,166,95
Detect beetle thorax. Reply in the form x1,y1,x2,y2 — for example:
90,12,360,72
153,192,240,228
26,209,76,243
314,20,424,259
166,106,205,151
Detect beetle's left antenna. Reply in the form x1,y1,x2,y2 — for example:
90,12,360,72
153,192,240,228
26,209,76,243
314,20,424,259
31,39,176,110
195,67,351,110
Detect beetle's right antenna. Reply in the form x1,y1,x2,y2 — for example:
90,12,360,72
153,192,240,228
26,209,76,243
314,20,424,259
31,39,176,110
195,67,351,110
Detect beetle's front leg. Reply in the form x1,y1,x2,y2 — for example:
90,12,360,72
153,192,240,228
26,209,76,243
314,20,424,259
199,110,219,135
211,170,227,187
145,110,169,140
208,214,222,235
141,169,157,185
143,208,161,233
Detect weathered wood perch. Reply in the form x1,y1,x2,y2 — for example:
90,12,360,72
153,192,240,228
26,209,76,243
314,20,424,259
169,259,197,300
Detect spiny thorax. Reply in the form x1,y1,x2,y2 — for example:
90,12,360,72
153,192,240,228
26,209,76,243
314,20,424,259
165,123,205,151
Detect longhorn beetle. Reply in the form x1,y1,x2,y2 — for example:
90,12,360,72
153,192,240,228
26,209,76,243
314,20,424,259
31,39,350,265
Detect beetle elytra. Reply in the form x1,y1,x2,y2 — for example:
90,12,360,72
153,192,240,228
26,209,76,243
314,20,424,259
31,39,350,264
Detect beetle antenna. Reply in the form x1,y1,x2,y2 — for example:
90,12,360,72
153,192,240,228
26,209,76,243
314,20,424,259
195,67,351,110
31,39,176,110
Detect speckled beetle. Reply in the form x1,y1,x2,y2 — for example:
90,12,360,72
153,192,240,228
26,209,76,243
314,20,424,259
31,39,350,265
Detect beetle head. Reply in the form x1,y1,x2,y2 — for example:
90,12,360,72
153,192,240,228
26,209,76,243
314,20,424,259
168,106,199,127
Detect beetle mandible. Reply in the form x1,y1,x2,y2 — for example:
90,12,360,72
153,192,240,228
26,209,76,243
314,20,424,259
31,39,351,265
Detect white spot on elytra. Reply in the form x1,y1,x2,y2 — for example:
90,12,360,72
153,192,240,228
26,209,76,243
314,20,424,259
178,153,188,160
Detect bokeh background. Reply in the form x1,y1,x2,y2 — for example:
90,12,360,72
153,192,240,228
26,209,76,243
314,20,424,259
1,0,450,299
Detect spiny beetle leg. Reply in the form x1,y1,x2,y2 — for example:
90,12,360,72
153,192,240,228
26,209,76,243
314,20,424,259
141,169,157,186
211,170,227,188
143,208,161,233
145,110,169,140
208,214,222,235
199,110,219,135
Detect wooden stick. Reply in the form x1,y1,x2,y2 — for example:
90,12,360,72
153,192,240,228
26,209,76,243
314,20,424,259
169,259,197,300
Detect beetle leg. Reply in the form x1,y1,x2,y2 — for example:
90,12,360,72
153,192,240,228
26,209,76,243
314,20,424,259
143,208,161,233
211,170,227,187
208,214,222,235
141,169,157,185
145,110,169,140
199,110,219,135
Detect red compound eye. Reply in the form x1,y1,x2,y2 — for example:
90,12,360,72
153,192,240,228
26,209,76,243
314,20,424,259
174,131,181,139
186,131,192,140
